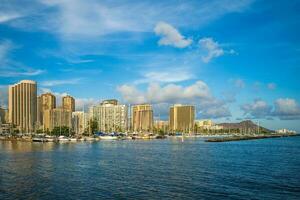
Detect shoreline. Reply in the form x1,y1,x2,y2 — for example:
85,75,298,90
0,133,299,143
205,133,299,142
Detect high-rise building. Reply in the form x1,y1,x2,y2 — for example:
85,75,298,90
37,93,56,128
8,80,37,132
36,96,42,129
72,111,88,135
41,93,56,111
101,99,118,106
132,104,153,132
169,104,195,133
62,95,75,112
89,100,128,132
43,108,72,131
0,106,7,124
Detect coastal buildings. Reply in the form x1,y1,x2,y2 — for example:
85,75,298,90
169,104,195,133
72,111,88,135
276,129,297,134
89,100,128,132
43,108,72,131
132,104,153,132
37,93,56,128
0,106,8,124
195,120,223,132
154,120,168,132
8,80,37,132
63,95,75,112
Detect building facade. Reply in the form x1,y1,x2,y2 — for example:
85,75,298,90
8,80,37,132
0,106,7,124
154,120,169,132
62,95,75,112
169,104,195,133
72,111,88,135
132,104,153,132
37,93,56,128
89,100,128,132
43,108,72,131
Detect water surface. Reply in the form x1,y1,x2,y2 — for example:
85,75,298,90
1,137,300,199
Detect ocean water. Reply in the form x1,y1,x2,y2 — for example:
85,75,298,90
0,137,300,199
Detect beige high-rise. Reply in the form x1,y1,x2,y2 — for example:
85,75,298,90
8,80,37,132
89,100,128,132
132,104,153,132
169,104,195,133
37,93,56,127
43,108,72,131
62,95,75,112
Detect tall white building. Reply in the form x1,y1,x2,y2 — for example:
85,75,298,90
89,100,128,132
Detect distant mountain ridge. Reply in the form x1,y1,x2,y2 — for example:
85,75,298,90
218,120,273,133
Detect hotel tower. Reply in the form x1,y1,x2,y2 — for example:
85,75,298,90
169,104,195,133
8,80,37,132
132,104,153,132
62,95,75,112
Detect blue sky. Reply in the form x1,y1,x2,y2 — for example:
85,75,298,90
0,0,300,131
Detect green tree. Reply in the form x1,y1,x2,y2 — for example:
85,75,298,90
88,118,98,135
51,126,71,136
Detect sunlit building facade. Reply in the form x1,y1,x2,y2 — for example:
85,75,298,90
62,95,75,112
132,104,153,132
169,104,195,133
89,100,128,132
8,80,37,132
43,108,72,131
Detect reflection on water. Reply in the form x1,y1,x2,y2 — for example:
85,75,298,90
1,138,300,199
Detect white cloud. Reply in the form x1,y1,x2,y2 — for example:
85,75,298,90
2,0,254,40
75,98,98,111
134,69,194,84
0,40,44,77
154,22,192,48
199,37,224,63
0,40,14,62
241,98,300,120
41,78,81,87
117,80,231,119
274,98,300,120
0,69,44,77
0,12,22,23
267,82,276,90
235,79,245,88
241,99,272,118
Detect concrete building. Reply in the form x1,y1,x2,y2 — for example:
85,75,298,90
8,80,37,132
169,104,195,133
101,99,118,106
43,108,72,131
72,111,88,135
195,120,223,131
62,95,75,112
0,106,8,124
132,104,153,132
154,120,168,132
89,100,128,132
37,93,56,128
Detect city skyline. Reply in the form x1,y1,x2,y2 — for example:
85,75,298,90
0,0,300,132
